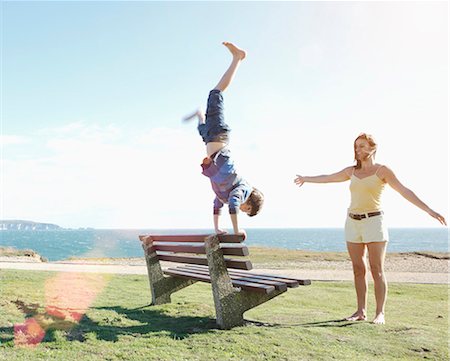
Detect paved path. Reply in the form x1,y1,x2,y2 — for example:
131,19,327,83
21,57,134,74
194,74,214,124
1,262,448,284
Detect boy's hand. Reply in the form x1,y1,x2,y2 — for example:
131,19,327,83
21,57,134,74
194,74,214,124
236,229,247,240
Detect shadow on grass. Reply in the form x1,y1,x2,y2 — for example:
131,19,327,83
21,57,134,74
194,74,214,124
79,304,217,341
0,326,14,345
245,318,358,328
5,299,217,345
3,299,360,346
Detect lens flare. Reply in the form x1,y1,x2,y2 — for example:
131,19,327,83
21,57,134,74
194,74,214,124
13,272,109,347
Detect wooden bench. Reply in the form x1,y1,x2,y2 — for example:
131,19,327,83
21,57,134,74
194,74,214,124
139,233,311,329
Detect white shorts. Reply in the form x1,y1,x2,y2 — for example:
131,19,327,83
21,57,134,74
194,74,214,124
345,213,389,244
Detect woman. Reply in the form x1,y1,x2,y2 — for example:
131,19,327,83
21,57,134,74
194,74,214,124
294,133,446,324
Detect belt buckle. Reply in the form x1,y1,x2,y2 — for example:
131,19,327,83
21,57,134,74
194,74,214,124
352,213,366,220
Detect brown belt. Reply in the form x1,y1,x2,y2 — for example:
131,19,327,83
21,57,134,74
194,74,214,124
349,211,383,221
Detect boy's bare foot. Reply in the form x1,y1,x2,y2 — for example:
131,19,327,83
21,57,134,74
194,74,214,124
215,229,228,235
223,41,246,60
345,311,367,321
182,108,205,124
372,312,385,324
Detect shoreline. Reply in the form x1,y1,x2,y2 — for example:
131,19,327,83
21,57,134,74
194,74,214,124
1,261,447,285
1,247,448,269
1,247,448,284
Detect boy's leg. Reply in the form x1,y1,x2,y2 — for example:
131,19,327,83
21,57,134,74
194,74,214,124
183,42,246,123
213,42,246,92
182,108,205,124
200,90,229,157
190,42,247,156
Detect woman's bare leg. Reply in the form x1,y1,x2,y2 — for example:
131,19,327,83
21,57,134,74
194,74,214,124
367,241,388,324
346,242,368,321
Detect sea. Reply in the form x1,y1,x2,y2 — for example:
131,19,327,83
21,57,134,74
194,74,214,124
0,228,448,262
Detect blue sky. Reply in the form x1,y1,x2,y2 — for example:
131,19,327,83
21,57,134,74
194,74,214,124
1,1,448,229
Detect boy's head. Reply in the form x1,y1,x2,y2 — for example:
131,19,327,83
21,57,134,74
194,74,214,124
240,188,264,217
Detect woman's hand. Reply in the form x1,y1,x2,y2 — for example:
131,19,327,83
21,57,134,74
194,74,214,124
294,174,305,187
428,209,447,226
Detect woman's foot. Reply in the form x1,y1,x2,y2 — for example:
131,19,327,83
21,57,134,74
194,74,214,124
345,311,367,321
223,42,246,60
372,312,385,324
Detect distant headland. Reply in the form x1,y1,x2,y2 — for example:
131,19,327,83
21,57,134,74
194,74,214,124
0,220,62,231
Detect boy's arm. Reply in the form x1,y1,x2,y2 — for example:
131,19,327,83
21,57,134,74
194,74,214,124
213,197,227,234
228,185,250,236
229,213,246,238
213,214,227,234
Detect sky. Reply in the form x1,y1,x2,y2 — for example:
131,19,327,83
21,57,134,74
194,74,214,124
1,1,448,230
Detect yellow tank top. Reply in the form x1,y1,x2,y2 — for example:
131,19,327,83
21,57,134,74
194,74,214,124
349,166,385,213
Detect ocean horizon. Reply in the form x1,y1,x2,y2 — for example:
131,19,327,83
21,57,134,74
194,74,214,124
0,228,448,262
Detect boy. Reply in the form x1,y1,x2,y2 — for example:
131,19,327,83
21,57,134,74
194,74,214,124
183,42,264,236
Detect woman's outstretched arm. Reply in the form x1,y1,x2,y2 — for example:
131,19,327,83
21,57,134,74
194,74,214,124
294,167,353,187
381,166,447,225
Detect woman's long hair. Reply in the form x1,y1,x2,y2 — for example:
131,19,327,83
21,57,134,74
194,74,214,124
354,133,377,169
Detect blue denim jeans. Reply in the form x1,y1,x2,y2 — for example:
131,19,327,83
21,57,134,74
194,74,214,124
198,89,230,144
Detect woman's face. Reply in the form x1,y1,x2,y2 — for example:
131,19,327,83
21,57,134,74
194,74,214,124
354,138,374,160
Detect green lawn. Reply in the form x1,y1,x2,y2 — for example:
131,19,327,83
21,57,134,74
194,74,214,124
0,269,448,360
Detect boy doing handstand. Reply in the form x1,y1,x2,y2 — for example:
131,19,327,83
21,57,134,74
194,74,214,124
184,42,264,236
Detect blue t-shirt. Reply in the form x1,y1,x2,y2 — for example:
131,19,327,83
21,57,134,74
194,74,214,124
201,147,252,214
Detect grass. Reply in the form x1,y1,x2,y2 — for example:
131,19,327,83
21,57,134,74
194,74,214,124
0,269,448,360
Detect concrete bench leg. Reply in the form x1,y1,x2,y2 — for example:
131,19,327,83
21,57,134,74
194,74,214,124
235,289,286,315
205,234,243,328
141,236,196,305
205,235,288,329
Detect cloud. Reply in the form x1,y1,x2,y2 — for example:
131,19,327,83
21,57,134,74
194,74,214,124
2,122,213,228
2,104,448,230
0,135,30,145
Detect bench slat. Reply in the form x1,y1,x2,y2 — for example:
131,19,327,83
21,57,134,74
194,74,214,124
154,244,206,253
157,253,253,270
220,246,249,256
183,264,311,286
235,271,312,286
164,268,274,294
174,266,288,291
140,234,245,243
226,270,300,287
153,244,249,256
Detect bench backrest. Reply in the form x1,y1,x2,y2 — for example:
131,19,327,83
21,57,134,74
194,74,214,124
139,234,252,270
